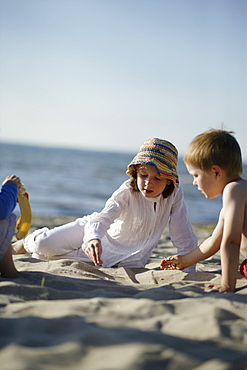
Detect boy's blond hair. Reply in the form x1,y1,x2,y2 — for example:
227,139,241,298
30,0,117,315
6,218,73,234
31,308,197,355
184,129,242,177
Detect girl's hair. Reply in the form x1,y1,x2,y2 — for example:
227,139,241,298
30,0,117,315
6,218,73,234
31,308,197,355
184,129,242,177
129,167,175,198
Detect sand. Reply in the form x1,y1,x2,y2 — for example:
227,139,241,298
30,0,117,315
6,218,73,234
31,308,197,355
0,216,247,370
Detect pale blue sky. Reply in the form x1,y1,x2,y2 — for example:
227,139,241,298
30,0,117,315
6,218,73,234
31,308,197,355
0,0,247,160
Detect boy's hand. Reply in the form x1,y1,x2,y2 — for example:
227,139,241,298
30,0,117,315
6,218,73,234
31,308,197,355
160,255,185,270
2,175,21,190
206,283,234,293
85,239,103,266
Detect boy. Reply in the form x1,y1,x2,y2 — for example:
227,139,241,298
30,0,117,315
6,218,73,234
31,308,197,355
160,129,247,293
0,175,21,277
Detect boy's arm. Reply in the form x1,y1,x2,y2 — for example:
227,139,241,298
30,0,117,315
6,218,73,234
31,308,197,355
219,182,245,291
161,215,223,270
195,215,223,260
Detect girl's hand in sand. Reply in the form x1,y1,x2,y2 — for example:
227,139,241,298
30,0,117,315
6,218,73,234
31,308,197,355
85,239,103,266
160,255,185,270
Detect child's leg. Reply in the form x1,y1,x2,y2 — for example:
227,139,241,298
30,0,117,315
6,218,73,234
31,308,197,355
240,237,247,259
21,217,89,260
0,215,20,277
0,244,19,278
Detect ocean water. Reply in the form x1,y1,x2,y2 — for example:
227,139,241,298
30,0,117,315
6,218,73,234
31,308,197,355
1,142,246,223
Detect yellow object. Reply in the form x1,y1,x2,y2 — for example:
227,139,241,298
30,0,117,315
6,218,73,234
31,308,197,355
16,184,32,240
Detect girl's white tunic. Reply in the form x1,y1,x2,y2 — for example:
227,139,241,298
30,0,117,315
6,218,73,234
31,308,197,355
24,180,197,271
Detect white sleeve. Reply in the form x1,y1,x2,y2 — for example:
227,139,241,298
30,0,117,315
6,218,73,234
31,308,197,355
82,184,129,246
169,187,197,272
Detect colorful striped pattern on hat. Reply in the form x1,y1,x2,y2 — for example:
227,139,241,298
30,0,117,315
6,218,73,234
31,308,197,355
126,138,179,187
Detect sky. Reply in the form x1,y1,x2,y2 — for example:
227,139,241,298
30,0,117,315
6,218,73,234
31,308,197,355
0,0,247,160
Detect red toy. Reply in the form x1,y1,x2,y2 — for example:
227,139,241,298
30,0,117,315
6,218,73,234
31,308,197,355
240,259,247,278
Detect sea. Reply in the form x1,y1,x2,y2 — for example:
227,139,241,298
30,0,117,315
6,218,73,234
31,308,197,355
1,142,246,224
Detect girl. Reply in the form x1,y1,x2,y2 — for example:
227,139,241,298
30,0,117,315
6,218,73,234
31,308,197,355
13,138,197,272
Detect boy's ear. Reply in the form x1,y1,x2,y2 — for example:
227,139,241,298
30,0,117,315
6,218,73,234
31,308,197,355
211,165,222,178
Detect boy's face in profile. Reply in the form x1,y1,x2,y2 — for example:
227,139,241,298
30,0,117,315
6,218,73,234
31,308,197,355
186,163,222,199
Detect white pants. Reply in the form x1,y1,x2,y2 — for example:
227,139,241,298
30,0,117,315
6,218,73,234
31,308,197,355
24,217,90,261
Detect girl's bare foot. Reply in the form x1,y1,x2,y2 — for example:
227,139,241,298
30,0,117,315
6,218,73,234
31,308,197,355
12,240,26,254
160,254,187,270
0,268,21,278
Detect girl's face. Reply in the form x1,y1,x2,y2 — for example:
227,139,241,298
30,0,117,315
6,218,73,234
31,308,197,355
136,164,171,198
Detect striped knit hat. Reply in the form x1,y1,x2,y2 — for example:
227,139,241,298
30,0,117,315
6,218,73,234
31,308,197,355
126,138,179,187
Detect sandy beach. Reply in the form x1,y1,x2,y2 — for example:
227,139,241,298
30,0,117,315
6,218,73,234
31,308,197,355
1,216,247,370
